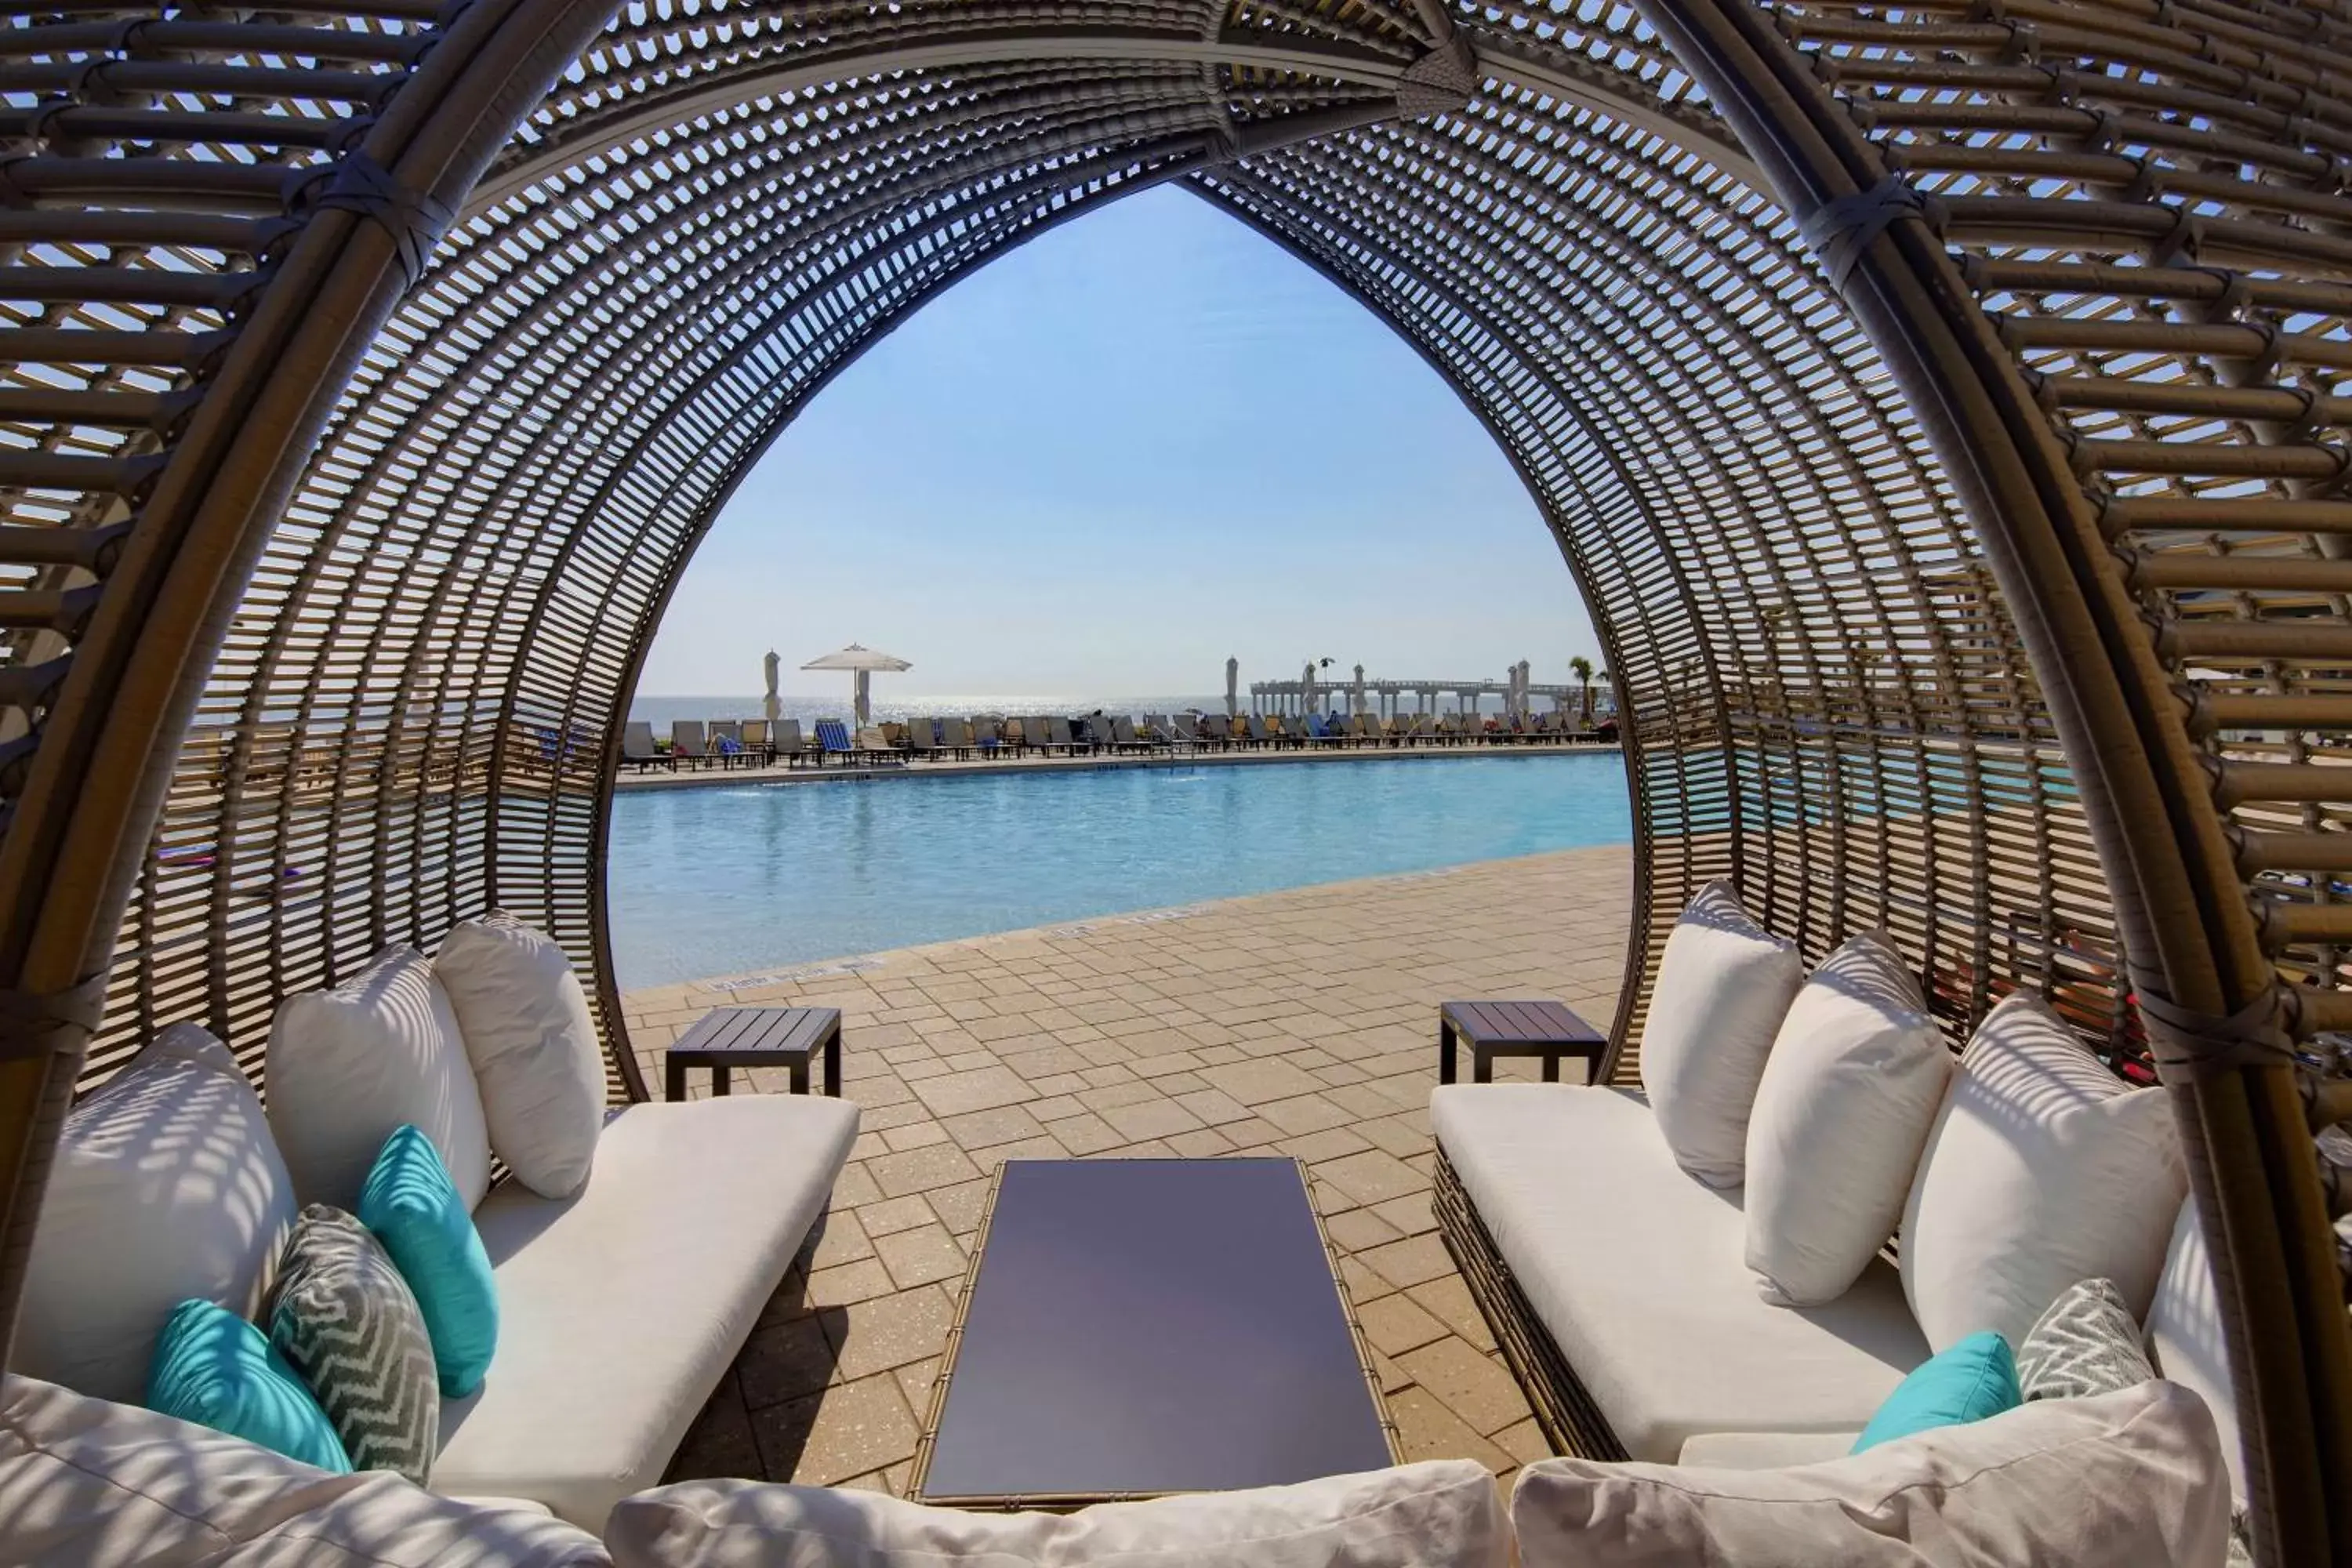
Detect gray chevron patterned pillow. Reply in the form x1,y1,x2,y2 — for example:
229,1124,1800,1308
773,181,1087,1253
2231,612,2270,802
2016,1277,2154,1401
268,1204,439,1484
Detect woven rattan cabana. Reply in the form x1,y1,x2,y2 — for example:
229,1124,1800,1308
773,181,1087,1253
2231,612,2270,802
0,0,2347,1559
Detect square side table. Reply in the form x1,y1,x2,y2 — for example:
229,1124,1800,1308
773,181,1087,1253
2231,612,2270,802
664,1005,842,1100
1438,1000,1605,1085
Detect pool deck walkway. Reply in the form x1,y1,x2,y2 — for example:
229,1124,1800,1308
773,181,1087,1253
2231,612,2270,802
616,738,1618,790
625,843,1635,1497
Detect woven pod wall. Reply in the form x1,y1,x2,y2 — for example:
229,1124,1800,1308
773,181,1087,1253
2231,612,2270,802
0,0,2340,1561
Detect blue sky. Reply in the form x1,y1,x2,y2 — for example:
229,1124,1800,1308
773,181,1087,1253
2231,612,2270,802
639,185,1600,699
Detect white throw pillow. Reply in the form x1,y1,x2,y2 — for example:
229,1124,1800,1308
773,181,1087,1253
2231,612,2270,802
0,1373,609,1566
435,912,605,1200
1744,931,1951,1305
2147,1196,2245,1506
605,1461,1507,1568
1637,880,1803,1187
1899,993,2184,1351
11,1025,296,1404
267,945,493,1211
1512,1381,2227,1567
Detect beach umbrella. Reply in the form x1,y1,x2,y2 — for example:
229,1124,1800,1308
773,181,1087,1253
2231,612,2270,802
763,651,781,724
1225,656,1239,718
1352,663,1367,717
800,643,911,727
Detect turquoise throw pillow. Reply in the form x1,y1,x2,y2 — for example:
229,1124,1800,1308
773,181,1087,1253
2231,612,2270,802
1853,1331,2022,1452
145,1298,351,1473
358,1124,498,1398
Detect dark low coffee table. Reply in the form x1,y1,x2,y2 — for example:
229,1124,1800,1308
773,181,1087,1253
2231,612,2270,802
662,1005,841,1099
909,1159,1398,1506
1439,999,1605,1084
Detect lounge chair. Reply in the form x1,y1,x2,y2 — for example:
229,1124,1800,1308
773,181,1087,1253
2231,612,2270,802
1173,713,1206,749
855,724,901,761
740,719,771,764
969,717,1003,757
709,719,748,768
814,719,855,764
1108,716,1156,753
1145,714,1192,753
906,717,938,758
670,719,710,768
1198,713,1233,749
620,720,670,771
773,718,809,768
939,717,972,759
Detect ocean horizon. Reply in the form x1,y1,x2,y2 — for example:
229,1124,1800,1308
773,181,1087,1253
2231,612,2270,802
630,690,1548,727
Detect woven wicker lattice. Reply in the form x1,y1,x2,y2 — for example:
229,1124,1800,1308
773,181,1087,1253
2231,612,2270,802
0,0,2343,1558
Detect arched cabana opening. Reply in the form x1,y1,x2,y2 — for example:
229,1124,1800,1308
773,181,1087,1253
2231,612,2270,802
0,0,2344,1559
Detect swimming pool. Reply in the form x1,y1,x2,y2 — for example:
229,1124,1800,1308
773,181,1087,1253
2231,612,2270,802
606,752,1632,989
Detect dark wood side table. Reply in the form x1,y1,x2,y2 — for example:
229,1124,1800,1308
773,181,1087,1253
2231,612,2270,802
1438,1000,1605,1085
664,1005,842,1100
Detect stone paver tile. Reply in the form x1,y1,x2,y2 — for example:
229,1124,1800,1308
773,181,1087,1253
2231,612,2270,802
831,1163,882,1209
1398,1338,1535,1436
1076,1080,1160,1112
856,1194,937,1238
1316,1149,1428,1208
1197,1058,1329,1105
764,1374,920,1486
1041,1110,1122,1154
940,1105,1046,1152
737,1314,840,1410
909,1065,1034,1116
824,1284,956,1381
663,1370,763,1483
1386,1386,1513,1473
1496,1417,1554,1465
1370,1192,1439,1238
1356,1291,1448,1357
1254,1093,1354,1136
1169,1087,1252,1127
804,1257,896,1309
1356,1113,1432,1160
867,1142,982,1198
926,1176,995,1236
1323,1205,1402,1254
1098,1097,1205,1142
881,1122,951,1153
1163,1126,1235,1158
873,1224,968,1290
1406,1276,1497,1354
1284,1127,1371,1164
1025,1094,1084,1122
802,1210,873,1271
1339,1254,1396,1306
895,1356,942,1425
1362,1232,1454,1290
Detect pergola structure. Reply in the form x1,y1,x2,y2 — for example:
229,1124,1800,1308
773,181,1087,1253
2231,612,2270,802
0,0,2347,1558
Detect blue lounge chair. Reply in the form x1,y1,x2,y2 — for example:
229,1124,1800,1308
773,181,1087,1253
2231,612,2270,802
815,719,856,764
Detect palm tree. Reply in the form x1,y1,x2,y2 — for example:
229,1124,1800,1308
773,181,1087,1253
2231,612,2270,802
1570,655,1595,727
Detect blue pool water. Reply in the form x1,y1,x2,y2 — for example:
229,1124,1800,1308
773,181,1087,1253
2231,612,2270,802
606,753,1631,989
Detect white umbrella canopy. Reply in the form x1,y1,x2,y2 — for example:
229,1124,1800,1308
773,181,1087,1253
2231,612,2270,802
801,643,912,726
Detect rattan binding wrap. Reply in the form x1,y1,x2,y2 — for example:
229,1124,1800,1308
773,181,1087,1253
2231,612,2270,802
0,0,2341,1559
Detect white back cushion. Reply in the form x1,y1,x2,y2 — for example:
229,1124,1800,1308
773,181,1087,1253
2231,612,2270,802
607,1461,1507,1568
2147,1196,2245,1505
434,913,605,1200
12,1026,296,1403
1512,1381,2227,1568
0,1373,609,1566
1900,994,2183,1350
1638,880,1803,1188
1744,931,1951,1306
267,946,492,1211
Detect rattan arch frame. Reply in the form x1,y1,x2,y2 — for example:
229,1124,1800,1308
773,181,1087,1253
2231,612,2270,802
0,0,2346,1560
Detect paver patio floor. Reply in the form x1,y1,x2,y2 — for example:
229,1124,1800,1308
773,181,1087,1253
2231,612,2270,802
620,843,1634,1497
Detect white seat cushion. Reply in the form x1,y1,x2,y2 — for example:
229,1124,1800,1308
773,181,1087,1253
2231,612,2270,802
268,945,495,1211
2147,1197,2244,1506
1899,994,2184,1352
1743,931,1951,1306
606,1460,1506,1568
1675,1431,1860,1468
0,1373,609,1566
1432,1084,1926,1461
435,914,608,1201
432,1094,860,1527
13,1025,296,1404
1636,881,1803,1188
1512,1382,2228,1568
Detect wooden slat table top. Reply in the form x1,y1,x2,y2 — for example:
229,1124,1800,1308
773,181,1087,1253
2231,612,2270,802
1441,999,1601,1044
670,1004,840,1060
